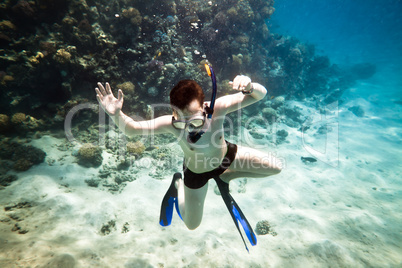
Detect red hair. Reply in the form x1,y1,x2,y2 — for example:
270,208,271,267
170,80,205,110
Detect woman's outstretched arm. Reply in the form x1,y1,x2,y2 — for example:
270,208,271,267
95,82,173,136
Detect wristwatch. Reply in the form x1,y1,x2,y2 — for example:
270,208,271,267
242,82,254,95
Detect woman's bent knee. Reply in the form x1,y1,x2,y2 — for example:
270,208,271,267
265,155,283,175
272,165,282,174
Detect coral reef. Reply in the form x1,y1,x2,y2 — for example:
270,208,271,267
0,0,373,138
0,0,278,118
76,143,103,167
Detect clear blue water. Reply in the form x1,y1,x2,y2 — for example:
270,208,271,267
269,0,402,96
1,1,401,266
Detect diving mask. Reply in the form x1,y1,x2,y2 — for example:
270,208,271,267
172,112,206,131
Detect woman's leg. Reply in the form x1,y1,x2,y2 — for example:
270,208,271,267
176,179,209,230
220,145,282,183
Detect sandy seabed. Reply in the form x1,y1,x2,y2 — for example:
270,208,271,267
0,81,401,268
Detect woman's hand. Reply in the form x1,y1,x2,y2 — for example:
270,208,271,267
95,82,124,116
229,75,252,92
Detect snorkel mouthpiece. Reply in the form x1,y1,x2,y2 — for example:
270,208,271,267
188,131,203,143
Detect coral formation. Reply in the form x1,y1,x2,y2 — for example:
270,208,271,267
116,82,135,95
147,87,159,97
10,113,43,132
100,220,116,235
0,174,18,188
276,129,289,144
0,140,46,172
77,143,103,167
283,106,304,127
271,96,285,109
126,141,146,155
122,7,142,26
13,145,46,167
255,220,270,235
262,107,278,124
13,159,34,171
28,52,44,65
0,73,14,86
53,49,72,64
255,220,277,236
0,114,10,132
10,113,26,125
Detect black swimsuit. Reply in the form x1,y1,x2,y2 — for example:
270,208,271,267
183,140,238,189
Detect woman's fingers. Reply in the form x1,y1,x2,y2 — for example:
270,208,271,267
97,82,107,95
105,82,112,95
232,76,241,90
97,82,114,96
228,81,238,90
230,76,251,91
96,94,102,104
238,76,251,90
118,89,123,102
95,87,103,98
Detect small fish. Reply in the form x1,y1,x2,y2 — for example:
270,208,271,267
301,156,317,163
298,126,310,132
145,145,159,151
153,51,162,60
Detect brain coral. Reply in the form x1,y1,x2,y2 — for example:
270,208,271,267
11,113,27,125
255,220,271,235
77,143,103,167
262,107,278,124
122,7,142,25
116,81,135,95
53,49,72,64
271,96,285,109
126,141,145,155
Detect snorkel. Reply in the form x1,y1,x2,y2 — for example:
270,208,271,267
204,63,217,119
187,63,217,143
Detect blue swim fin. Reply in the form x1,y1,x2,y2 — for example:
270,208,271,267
159,173,182,226
214,177,257,252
